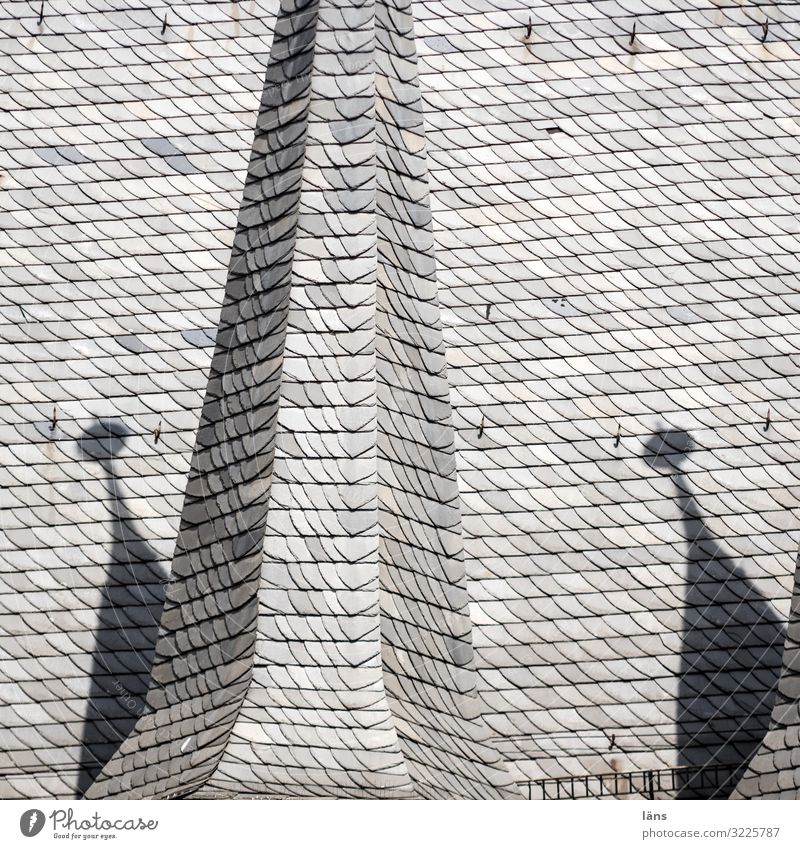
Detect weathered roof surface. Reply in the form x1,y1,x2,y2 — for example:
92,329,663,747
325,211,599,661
3,0,800,799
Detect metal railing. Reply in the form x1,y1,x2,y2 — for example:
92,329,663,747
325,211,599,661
524,762,744,800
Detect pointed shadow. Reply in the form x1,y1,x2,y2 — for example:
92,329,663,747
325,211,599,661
76,419,167,795
643,429,785,799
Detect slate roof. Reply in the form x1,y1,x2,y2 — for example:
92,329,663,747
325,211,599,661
2,0,800,799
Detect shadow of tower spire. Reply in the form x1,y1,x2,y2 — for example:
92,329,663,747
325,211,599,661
643,428,785,798
76,419,166,795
